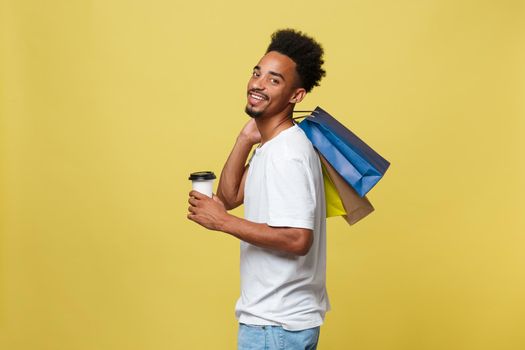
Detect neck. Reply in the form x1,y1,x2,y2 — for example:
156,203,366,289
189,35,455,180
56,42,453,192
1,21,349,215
255,108,295,145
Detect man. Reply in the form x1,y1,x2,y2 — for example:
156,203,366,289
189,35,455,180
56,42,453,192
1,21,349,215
188,29,328,350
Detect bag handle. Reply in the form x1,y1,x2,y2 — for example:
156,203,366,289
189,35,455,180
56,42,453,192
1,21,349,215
292,110,317,121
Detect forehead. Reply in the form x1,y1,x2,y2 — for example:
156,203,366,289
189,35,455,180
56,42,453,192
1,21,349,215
256,51,297,78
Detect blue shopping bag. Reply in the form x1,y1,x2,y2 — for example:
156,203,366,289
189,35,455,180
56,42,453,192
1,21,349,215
298,106,390,197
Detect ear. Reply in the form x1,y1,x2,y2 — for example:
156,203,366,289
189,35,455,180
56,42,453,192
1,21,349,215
289,88,307,104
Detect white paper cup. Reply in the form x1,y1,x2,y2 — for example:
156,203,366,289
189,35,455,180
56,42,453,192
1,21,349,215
189,171,216,197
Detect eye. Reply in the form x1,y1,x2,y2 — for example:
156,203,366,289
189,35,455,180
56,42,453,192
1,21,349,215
252,71,260,77
270,78,280,85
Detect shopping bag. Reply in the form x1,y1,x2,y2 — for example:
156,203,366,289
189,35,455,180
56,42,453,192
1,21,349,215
322,159,347,218
298,106,390,197
320,154,374,225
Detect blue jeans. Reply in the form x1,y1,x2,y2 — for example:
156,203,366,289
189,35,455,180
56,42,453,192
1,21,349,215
238,323,320,350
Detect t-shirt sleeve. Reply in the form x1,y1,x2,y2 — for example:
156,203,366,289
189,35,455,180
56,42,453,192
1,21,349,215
265,156,317,230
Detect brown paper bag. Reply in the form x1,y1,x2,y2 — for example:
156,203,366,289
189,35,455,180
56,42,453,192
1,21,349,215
319,154,374,225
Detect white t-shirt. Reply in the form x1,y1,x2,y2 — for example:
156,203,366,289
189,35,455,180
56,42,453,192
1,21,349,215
235,125,329,331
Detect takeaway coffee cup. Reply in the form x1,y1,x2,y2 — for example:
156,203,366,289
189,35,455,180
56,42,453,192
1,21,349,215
189,171,216,197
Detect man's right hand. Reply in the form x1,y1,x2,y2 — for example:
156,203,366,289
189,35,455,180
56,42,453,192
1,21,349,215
239,119,261,145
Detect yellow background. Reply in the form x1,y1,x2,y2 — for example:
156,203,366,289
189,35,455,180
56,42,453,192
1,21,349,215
1,0,524,349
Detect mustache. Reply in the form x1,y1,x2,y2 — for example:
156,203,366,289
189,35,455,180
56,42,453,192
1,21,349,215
248,89,269,100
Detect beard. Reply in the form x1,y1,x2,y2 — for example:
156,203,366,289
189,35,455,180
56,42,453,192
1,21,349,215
245,105,263,118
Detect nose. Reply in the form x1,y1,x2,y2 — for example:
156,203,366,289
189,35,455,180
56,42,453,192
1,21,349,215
249,75,266,91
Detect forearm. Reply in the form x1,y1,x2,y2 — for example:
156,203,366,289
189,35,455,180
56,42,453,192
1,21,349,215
188,188,313,256
219,214,313,256
216,135,254,209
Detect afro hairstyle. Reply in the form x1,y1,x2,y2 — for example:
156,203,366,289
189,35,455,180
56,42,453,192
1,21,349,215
266,29,326,93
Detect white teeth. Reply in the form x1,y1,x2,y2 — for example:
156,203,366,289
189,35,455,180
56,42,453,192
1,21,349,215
251,93,264,100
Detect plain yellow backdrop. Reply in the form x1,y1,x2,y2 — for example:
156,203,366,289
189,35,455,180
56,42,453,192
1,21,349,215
1,0,524,349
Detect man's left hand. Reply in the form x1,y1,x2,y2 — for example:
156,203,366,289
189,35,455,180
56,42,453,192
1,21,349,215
187,190,229,231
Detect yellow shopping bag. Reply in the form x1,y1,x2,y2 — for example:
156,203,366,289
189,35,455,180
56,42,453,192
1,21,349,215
322,161,347,217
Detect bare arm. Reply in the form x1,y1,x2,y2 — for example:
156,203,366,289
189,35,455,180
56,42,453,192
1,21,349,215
188,191,313,256
216,120,261,210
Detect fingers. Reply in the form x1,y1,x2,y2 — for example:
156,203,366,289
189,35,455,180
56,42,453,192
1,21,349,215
189,190,206,199
187,191,214,224
188,192,215,208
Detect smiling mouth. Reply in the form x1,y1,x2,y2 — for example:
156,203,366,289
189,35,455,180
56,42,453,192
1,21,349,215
248,90,268,101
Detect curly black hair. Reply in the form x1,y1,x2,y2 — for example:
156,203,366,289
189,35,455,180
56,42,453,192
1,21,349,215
266,29,326,93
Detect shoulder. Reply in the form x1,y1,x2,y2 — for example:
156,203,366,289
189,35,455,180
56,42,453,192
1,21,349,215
267,125,317,162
